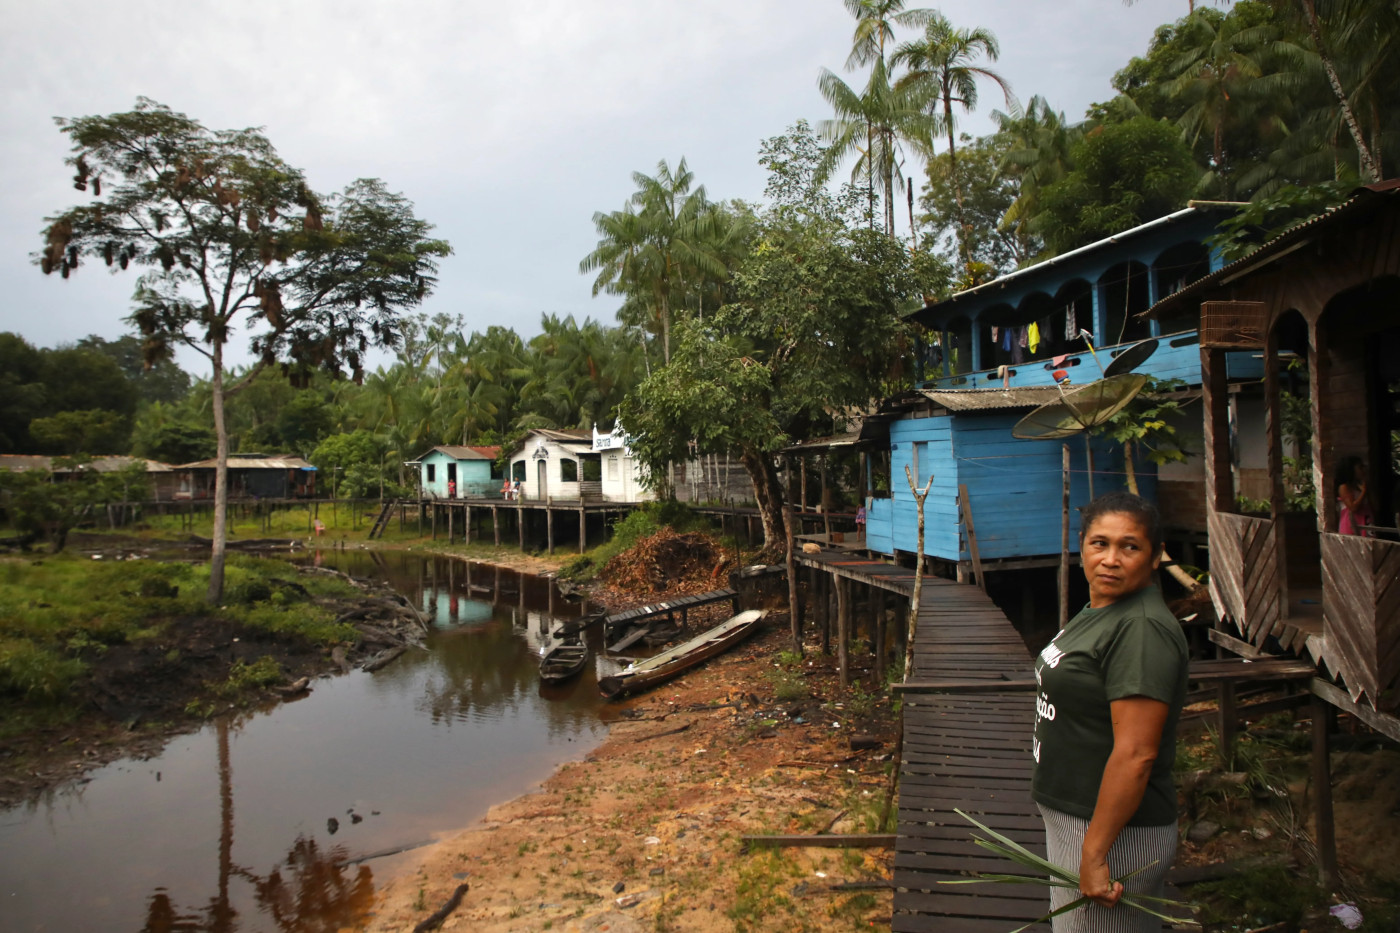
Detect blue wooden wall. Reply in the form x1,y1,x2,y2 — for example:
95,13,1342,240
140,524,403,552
865,413,1158,561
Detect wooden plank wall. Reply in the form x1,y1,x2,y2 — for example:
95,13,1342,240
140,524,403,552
1321,534,1400,710
884,413,1155,562
1207,511,1280,647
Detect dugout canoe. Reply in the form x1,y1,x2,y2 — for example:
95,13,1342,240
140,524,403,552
598,609,765,699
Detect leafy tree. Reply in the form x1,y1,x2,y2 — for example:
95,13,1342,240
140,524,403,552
622,218,944,550
129,404,218,464
77,334,192,407
0,333,47,453
1035,116,1199,254
37,99,450,601
893,12,1012,264
310,430,395,499
0,459,149,552
28,409,129,456
920,134,1037,274
1207,179,1350,262
991,96,1083,254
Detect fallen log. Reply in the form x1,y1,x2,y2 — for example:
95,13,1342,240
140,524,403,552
412,883,469,933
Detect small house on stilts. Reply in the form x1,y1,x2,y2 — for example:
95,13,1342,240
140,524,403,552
1144,181,1400,720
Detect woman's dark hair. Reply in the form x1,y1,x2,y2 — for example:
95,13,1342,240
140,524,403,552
1079,492,1163,556
1334,456,1364,496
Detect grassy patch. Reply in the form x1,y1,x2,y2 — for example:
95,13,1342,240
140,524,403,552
0,553,361,735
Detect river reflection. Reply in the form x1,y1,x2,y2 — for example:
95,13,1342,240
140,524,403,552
0,552,611,933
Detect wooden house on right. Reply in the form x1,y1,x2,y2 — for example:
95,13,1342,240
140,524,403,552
1145,181,1400,717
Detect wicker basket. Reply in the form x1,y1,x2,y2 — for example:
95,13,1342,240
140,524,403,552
1200,300,1267,348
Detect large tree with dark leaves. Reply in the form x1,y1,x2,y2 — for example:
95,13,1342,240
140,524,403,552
37,99,451,601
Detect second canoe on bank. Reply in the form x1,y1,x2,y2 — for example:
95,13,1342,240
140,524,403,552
598,609,766,700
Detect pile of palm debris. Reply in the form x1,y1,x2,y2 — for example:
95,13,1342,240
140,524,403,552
600,527,733,598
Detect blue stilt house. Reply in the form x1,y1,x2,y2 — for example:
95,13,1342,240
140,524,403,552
861,204,1244,568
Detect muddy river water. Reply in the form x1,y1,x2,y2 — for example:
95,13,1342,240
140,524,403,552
0,551,621,933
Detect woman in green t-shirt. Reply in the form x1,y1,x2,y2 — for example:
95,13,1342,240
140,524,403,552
1031,492,1189,932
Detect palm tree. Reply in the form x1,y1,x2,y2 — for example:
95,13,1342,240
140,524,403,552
893,14,1012,265
843,0,933,71
817,58,933,237
992,95,1083,240
579,159,729,364
1165,10,1302,197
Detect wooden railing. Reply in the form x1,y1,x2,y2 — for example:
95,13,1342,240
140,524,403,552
1208,511,1281,647
1321,534,1400,710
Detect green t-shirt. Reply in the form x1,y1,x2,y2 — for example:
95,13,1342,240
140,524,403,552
1030,586,1189,826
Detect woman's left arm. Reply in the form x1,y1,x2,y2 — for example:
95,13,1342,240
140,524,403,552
1079,696,1170,907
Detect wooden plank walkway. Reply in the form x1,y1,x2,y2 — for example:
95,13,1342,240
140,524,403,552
794,549,1048,932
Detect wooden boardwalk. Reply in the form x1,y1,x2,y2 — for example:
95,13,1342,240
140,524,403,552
794,549,1048,933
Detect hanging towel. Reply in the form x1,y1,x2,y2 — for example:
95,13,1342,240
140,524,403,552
1028,322,1041,354
990,326,999,342
1002,328,1012,352
1065,302,1077,340
1018,326,1029,348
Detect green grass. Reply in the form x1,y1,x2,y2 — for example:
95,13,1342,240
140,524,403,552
0,552,361,727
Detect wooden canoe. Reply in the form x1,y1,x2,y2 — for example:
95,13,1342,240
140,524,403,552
598,609,765,699
539,637,590,683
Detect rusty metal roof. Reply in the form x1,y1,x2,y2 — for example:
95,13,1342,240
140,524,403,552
177,456,313,470
416,445,494,461
1142,180,1400,320
918,386,1065,411
0,455,173,473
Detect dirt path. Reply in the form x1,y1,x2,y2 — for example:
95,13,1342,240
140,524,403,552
362,621,898,933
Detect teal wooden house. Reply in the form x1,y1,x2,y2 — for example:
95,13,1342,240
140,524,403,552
412,445,501,499
861,204,1237,567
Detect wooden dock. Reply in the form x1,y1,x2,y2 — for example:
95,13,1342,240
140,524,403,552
794,548,1048,931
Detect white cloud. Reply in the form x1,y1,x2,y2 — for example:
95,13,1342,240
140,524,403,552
0,0,1179,375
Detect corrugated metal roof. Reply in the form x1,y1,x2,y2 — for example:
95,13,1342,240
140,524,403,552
533,428,591,443
1142,180,1400,320
0,455,173,473
418,445,493,461
780,434,861,454
914,205,1232,321
178,456,313,470
918,386,1064,411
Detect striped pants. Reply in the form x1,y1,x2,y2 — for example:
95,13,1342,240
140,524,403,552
1038,804,1177,933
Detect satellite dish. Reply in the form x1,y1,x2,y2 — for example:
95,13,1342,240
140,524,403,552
1011,373,1149,439
1102,338,1159,378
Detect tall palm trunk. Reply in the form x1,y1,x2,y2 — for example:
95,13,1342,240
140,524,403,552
943,88,972,267
1299,0,1379,180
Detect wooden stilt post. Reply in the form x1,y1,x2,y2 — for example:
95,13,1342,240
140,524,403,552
546,502,554,556
431,503,437,540
447,504,454,544
958,484,986,593
872,593,887,687
783,456,803,653
1219,679,1238,768
493,506,500,546
1312,693,1338,890
818,572,831,655
820,455,832,543
836,575,850,688
465,505,472,545
518,505,525,551
578,508,586,554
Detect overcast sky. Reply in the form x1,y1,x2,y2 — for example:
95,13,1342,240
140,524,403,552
0,0,1184,376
